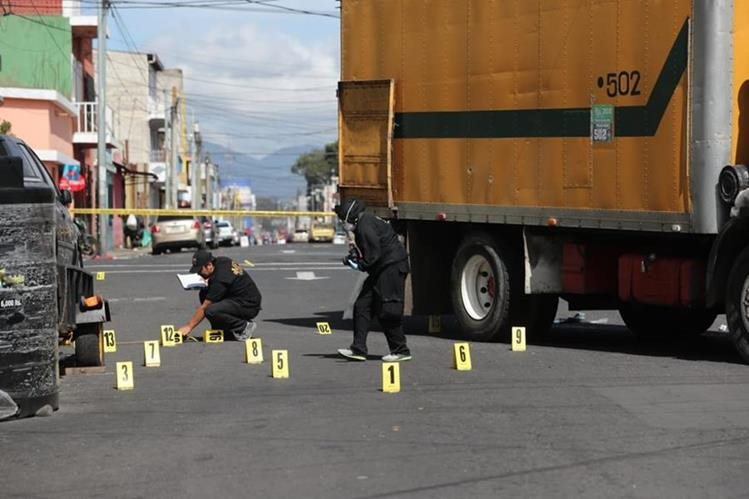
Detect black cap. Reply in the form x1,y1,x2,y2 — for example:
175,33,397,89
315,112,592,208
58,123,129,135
189,249,214,273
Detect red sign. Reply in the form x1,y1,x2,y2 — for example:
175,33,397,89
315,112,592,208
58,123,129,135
59,164,86,192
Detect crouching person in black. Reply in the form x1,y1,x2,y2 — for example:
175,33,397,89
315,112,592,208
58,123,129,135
334,198,412,362
178,250,261,341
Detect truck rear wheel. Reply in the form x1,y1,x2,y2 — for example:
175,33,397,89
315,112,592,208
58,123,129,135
619,303,717,338
75,323,104,367
725,246,749,363
450,233,511,341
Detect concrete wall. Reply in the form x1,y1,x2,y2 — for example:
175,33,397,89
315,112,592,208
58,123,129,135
0,98,74,156
0,15,72,97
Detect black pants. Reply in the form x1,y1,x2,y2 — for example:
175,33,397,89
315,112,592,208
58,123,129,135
351,261,410,356
205,299,258,340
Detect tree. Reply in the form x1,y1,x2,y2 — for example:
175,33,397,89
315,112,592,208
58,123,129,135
291,141,338,194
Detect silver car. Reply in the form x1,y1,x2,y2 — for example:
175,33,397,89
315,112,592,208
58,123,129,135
150,215,205,255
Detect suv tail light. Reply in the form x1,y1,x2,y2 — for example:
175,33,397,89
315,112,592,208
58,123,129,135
192,220,201,230
151,224,160,233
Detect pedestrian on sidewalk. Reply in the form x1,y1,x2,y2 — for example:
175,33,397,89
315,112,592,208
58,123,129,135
334,198,412,362
178,250,262,341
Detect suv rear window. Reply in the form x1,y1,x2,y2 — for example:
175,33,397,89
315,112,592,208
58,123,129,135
156,215,195,222
12,144,41,179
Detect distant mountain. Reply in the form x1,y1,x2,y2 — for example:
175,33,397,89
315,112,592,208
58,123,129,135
203,142,314,199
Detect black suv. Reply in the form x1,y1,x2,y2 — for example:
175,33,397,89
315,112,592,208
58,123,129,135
0,135,110,417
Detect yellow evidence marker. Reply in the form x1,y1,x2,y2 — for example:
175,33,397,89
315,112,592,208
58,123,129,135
315,322,332,335
115,361,134,390
382,362,401,393
245,338,263,364
271,350,289,378
160,325,177,347
95,272,106,281
453,342,472,371
204,329,224,343
428,315,441,333
173,330,183,345
143,341,161,367
511,326,527,352
102,329,117,353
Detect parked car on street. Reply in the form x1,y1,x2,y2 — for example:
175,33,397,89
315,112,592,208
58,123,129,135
291,228,309,243
150,215,205,255
1,134,112,417
333,229,347,245
309,222,335,243
216,221,237,246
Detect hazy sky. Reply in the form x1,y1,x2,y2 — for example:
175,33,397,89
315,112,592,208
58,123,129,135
106,0,340,160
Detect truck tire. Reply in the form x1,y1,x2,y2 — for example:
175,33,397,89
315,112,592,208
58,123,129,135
725,246,749,363
75,323,103,367
619,303,717,338
450,233,511,341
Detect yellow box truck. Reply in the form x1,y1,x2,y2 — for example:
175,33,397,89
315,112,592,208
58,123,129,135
337,0,749,362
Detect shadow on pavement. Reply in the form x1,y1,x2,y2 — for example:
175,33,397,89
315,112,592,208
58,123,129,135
302,353,382,361
268,311,743,365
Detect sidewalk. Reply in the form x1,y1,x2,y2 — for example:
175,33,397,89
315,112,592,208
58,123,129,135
85,245,150,261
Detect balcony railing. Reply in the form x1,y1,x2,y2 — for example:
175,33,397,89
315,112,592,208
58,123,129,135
75,101,115,136
150,149,167,162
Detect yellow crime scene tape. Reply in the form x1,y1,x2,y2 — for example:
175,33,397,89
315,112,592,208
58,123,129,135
70,208,335,218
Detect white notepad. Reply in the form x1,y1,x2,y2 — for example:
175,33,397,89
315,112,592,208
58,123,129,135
177,273,207,290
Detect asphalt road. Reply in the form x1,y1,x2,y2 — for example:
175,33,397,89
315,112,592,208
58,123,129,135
2,244,749,498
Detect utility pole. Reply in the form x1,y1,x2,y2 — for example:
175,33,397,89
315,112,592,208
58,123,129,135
192,122,202,209
163,89,171,208
96,0,108,252
169,86,178,209
205,161,212,209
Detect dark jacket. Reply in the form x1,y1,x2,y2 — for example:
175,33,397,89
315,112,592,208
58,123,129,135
199,257,262,310
354,212,408,274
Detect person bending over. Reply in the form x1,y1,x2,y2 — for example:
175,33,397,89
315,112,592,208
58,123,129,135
178,250,261,340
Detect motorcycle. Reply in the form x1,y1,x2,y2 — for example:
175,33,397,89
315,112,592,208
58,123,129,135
74,218,99,257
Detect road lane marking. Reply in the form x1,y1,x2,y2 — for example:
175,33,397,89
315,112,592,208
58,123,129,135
87,262,341,268
285,271,330,281
108,296,167,303
94,267,345,274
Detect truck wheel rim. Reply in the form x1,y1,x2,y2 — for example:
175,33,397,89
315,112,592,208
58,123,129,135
461,254,496,321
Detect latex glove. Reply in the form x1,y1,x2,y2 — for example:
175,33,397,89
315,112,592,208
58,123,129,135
343,255,360,271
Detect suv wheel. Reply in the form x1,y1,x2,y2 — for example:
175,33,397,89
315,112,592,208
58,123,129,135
75,323,104,367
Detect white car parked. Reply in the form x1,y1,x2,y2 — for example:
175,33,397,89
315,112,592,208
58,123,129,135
216,221,237,246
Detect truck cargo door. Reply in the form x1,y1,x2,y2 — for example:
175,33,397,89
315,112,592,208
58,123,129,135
337,79,394,208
